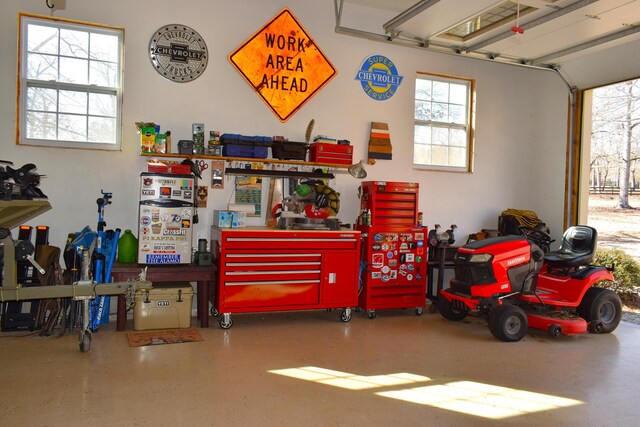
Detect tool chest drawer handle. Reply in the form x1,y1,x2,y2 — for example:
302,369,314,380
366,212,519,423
225,270,320,276
226,262,322,267
227,238,358,243
226,253,322,258
226,279,321,286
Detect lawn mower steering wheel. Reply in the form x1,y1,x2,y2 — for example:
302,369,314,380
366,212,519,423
518,227,554,253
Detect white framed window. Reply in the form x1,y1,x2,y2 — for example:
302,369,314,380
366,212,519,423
17,13,124,150
414,72,475,172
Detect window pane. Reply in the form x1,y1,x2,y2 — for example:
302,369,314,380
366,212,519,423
89,93,116,116
27,53,58,81
60,57,88,84
414,125,431,144
432,103,448,122
415,100,431,120
450,83,467,105
90,33,119,62
414,144,431,165
432,127,448,145
449,147,467,167
415,79,431,101
451,129,467,147
449,104,465,124
58,114,87,141
88,116,116,143
59,90,87,114
60,29,88,58
432,145,448,165
26,111,57,139
27,86,57,112
90,60,118,87
28,25,58,54
432,81,449,102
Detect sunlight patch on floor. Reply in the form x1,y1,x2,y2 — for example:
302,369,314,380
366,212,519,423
269,367,583,419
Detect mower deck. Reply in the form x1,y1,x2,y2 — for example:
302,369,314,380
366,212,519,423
524,308,588,336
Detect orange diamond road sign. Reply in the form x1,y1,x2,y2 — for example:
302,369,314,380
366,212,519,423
229,8,337,122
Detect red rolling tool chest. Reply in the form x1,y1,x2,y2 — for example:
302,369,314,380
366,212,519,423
356,181,427,318
211,227,360,329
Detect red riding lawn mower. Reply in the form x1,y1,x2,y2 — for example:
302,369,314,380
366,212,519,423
437,225,622,342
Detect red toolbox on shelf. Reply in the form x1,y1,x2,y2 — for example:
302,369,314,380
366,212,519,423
309,142,353,165
359,181,419,226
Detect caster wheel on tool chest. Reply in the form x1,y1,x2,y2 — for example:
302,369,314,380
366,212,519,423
340,309,352,322
415,307,423,316
210,306,220,317
367,310,377,319
219,317,233,329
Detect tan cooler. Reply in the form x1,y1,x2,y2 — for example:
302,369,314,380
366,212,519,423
133,282,193,330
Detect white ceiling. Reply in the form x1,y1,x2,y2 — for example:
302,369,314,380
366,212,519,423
337,0,640,78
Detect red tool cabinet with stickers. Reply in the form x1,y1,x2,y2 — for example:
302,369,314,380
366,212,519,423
356,182,427,318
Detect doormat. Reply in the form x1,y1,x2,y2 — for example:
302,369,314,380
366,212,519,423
127,328,204,347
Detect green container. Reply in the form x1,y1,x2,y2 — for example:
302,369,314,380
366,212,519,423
118,229,138,263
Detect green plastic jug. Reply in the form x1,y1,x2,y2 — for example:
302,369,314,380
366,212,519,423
117,229,138,263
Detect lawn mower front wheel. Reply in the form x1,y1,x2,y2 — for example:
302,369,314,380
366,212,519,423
489,304,528,342
437,295,468,321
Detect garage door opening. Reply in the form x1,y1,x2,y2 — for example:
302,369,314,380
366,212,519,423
580,79,640,263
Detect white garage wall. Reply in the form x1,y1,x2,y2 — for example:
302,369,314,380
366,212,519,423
1,0,569,252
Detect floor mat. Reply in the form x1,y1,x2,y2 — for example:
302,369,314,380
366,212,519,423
127,328,204,347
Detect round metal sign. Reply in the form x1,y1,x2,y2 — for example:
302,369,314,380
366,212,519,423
149,24,208,83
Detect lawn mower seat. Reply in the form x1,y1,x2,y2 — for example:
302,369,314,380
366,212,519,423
544,225,597,268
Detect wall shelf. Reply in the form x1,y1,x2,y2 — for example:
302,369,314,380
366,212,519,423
225,167,334,179
140,152,350,169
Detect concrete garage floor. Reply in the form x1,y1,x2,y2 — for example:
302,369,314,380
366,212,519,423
0,307,638,426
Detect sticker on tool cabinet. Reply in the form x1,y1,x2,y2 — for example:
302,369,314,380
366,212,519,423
141,227,150,236
417,247,424,255
390,270,397,279
387,251,394,259
407,263,414,272
381,275,390,282
416,256,422,263
406,253,415,262
382,243,389,251
415,273,423,280
388,234,398,242
389,259,398,267
371,271,381,279
415,233,425,240
399,269,407,276
407,274,413,281
372,243,381,250
140,216,151,226
400,242,409,251
401,233,413,241
373,233,385,242
372,253,384,268
391,243,396,250
417,240,424,247
381,266,390,274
